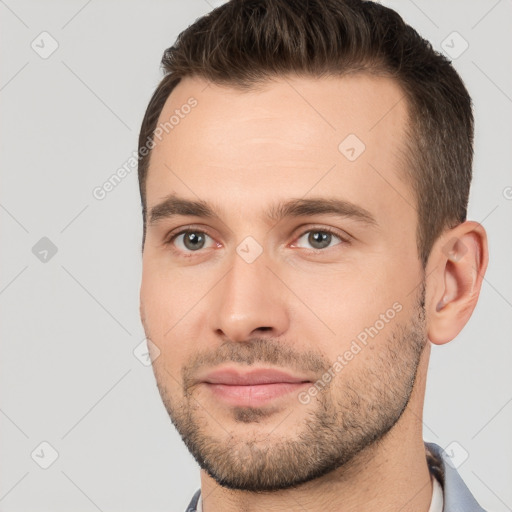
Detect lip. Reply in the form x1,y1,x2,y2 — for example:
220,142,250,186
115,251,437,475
200,367,311,407
202,367,311,386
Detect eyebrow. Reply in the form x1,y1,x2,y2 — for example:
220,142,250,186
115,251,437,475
148,194,378,227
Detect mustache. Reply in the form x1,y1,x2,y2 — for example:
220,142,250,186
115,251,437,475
182,337,330,388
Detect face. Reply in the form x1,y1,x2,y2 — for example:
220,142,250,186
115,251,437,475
140,74,428,491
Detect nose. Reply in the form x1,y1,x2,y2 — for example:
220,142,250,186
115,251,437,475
208,250,290,343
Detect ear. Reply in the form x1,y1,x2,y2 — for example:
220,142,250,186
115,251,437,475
425,221,489,345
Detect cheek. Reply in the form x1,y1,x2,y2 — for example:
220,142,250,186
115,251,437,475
141,297,191,389
141,254,198,331
283,264,401,340
282,259,419,376
141,255,228,381
140,265,194,367
140,271,170,337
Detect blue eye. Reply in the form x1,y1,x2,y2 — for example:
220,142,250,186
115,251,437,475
294,229,344,250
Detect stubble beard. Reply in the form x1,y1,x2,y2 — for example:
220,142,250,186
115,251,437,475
148,288,427,492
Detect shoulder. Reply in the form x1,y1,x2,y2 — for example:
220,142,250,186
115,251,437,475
185,488,201,512
425,442,487,512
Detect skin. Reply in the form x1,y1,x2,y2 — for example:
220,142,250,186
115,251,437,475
139,74,488,511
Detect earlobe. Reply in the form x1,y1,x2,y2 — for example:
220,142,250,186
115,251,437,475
426,222,488,345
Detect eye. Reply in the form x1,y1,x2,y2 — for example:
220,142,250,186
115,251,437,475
170,230,216,252
293,228,345,250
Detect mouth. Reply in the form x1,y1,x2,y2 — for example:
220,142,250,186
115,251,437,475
200,367,311,407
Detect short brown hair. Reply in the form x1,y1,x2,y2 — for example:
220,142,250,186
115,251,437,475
138,0,473,267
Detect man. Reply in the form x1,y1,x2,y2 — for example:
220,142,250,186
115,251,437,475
138,0,489,510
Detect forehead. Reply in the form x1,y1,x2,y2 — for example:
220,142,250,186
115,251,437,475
146,73,413,223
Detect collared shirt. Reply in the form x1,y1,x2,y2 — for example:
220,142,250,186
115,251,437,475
430,473,444,512
193,474,442,512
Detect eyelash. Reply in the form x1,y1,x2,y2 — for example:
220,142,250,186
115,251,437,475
164,225,351,255
291,226,350,250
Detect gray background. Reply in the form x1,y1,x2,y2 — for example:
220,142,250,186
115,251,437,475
1,0,511,510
